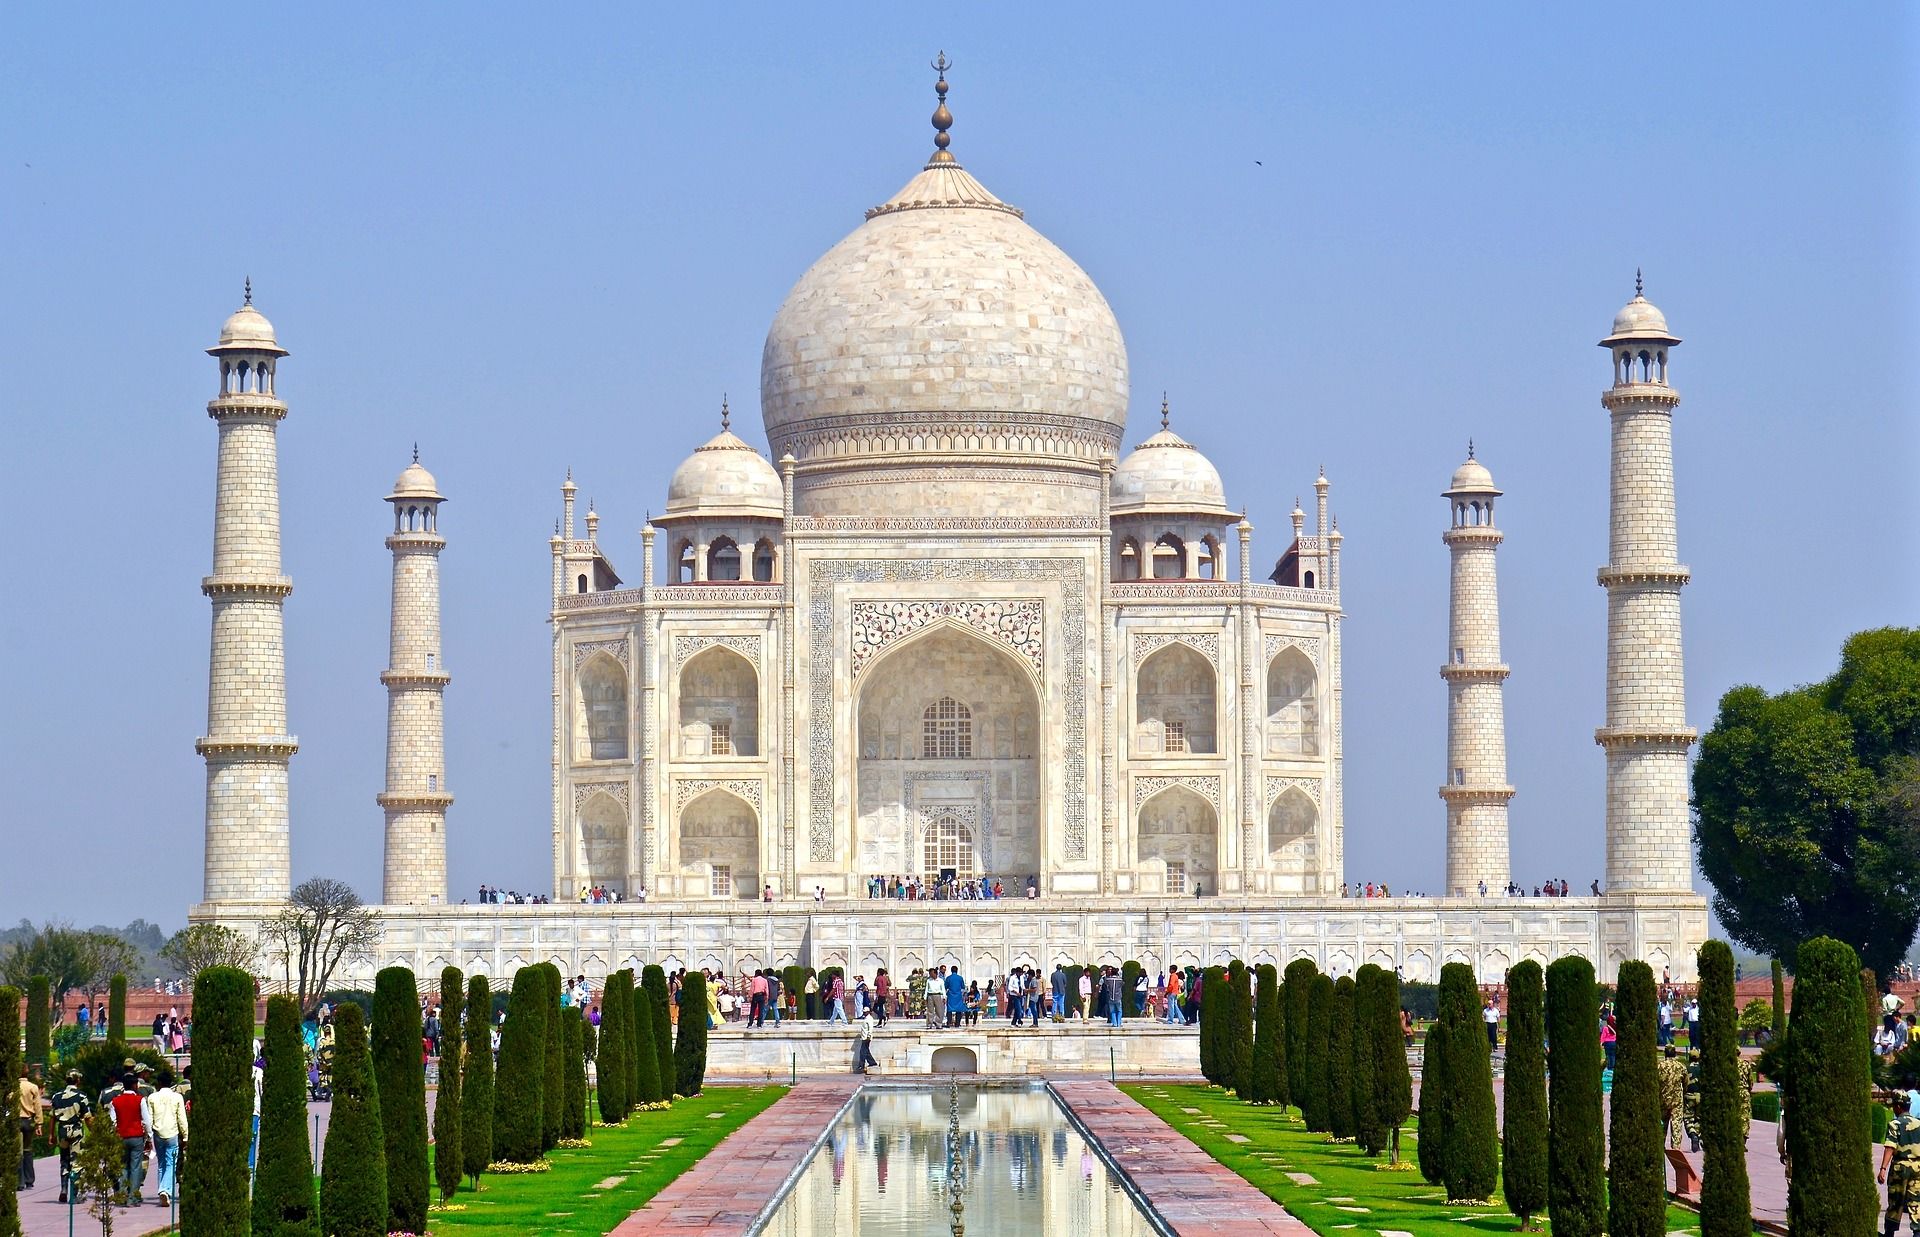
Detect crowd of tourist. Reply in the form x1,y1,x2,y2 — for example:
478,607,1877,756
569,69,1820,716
861,874,1039,900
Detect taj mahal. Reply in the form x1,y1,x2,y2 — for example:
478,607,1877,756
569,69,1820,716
191,64,1709,986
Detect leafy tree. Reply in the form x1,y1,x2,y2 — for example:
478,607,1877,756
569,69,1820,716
107,973,126,1040
0,985,18,1236
460,974,494,1185
1434,962,1497,1202
23,976,49,1071
1608,961,1665,1237
262,877,384,1014
433,966,464,1203
1739,998,1775,1044
1501,960,1547,1229
74,1102,122,1235
1327,974,1357,1140
0,926,94,1015
595,970,628,1121
372,966,429,1234
1249,963,1281,1105
539,965,563,1150
1373,967,1413,1165
562,1008,587,1139
642,966,674,1100
160,923,260,979
1694,629,1920,978
633,970,663,1104
674,970,710,1096
1785,936,1876,1231
253,995,319,1236
320,1002,388,1237
1282,958,1316,1109
1694,942,1752,1234
1545,956,1604,1236
1303,972,1333,1131
491,966,546,1164
1351,966,1381,1152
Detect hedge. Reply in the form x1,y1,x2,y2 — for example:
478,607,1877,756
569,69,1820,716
1302,972,1333,1131
782,966,807,1020
1373,967,1413,1165
541,965,564,1150
1752,1091,1780,1123
492,966,547,1163
1351,966,1381,1151
1697,941,1751,1235
0,986,19,1236
320,1002,388,1237
1064,965,1087,1019
1434,962,1497,1203
562,1008,587,1139
1785,936,1876,1232
1197,966,1224,1085
433,966,464,1203
1122,960,1145,1019
253,994,319,1236
1501,960,1547,1228
179,966,254,1235
643,966,674,1100
460,974,495,1183
595,970,629,1121
372,966,429,1234
675,970,709,1096
1249,963,1282,1105
1282,958,1316,1107
627,970,648,1107
1327,974,1356,1140
1225,960,1253,1096
24,976,50,1071
107,973,126,1042
1545,955,1604,1236
1416,988,1449,1185
1608,961,1665,1237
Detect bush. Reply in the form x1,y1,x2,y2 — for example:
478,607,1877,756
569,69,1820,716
540,965,564,1150
61,1038,167,1100
24,976,50,1071
1739,998,1775,1043
74,1102,121,1233
1351,966,1381,1152
492,967,547,1164
1249,963,1281,1105
1785,936,1877,1233
817,966,842,1021
372,966,429,1234
107,973,126,1041
1196,966,1221,1084
562,1008,587,1139
51,1024,89,1064
1398,980,1440,1021
782,966,807,1020
320,1003,388,1237
433,966,464,1203
1225,961,1253,1096
1282,959,1316,1107
1609,961,1665,1237
1064,965,1086,1019
1417,1003,1449,1185
181,966,254,1235
1501,960,1547,1228
1752,1091,1781,1123
643,966,674,1100
596,970,629,1121
1373,968,1413,1165
1327,974,1356,1140
1302,972,1333,1131
1697,941,1752,1235
675,971,710,1096
1545,955,1604,1236
319,989,375,1022
1122,960,1145,1019
460,975,494,1184
0,985,18,1235
1435,962,1497,1202
632,970,663,1105
254,995,319,1236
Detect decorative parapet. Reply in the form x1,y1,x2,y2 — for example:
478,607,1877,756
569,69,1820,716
1439,664,1510,684
1111,581,1331,607
1595,565,1692,588
1594,727,1697,751
195,736,299,758
201,575,294,599
1438,784,1515,806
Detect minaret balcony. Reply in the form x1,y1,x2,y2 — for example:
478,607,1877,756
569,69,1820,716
377,790,455,809
1438,784,1515,806
206,395,289,421
385,532,447,551
1600,385,1681,410
1439,663,1509,684
202,574,293,599
1595,565,1691,588
380,669,452,688
1594,726,1696,751
196,735,300,758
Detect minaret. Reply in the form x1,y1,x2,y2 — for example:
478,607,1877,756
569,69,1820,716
1439,445,1513,896
197,284,297,907
1597,275,1694,893
378,450,453,905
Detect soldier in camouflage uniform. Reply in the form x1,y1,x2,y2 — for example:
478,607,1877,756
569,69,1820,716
1681,1055,1704,1151
1880,1092,1920,1234
1658,1046,1689,1149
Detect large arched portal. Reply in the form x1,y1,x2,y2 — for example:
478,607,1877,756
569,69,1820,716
854,625,1041,883
1137,785,1219,896
679,788,760,899
577,792,629,894
677,646,759,757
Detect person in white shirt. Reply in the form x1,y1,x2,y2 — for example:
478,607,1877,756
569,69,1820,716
1077,970,1094,1022
147,1070,189,1206
1483,1000,1500,1050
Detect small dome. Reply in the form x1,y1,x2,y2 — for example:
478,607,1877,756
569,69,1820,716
1444,452,1500,497
210,302,288,355
389,458,442,501
1110,424,1230,516
1601,283,1679,346
665,428,784,519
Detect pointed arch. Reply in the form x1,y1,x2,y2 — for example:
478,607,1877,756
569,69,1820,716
706,535,741,581
577,652,628,760
1265,646,1318,756
1136,642,1217,755
1267,786,1315,856
577,790,629,894
678,786,760,899
1137,783,1218,895
1150,532,1186,579
678,644,759,757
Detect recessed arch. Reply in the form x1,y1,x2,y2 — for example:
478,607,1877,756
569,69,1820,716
1136,642,1217,755
678,645,758,757
1265,647,1318,756
1150,533,1186,579
678,786,759,899
576,652,629,761
1137,784,1218,896
577,791,628,895
1267,787,1315,857
707,535,741,581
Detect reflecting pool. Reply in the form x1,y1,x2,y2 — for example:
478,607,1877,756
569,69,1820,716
754,1084,1161,1236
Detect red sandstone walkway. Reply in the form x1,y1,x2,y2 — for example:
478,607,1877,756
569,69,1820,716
1053,1080,1312,1235
610,1078,861,1235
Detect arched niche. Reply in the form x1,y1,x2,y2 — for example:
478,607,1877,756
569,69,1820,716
677,645,759,757
576,653,629,761
1137,785,1219,896
1135,643,1217,755
679,788,759,899
1265,647,1318,757
577,792,628,894
1267,787,1316,866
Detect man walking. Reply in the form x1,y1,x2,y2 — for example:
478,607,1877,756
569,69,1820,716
768,969,785,1026
14,1064,42,1191
148,1068,188,1207
1051,964,1068,1024
945,966,966,1030
48,1068,90,1203
1164,969,1186,1025
926,968,945,1031
748,969,768,1029
827,970,847,1023
874,969,891,1027
852,1010,879,1075
1685,995,1701,1049
1103,968,1125,1027
1078,968,1094,1022
109,1069,151,1205
1483,997,1500,1052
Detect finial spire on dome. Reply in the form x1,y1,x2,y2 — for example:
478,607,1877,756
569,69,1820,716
721,394,730,431
243,276,253,306
1635,267,1644,298
929,51,956,165
1161,392,1170,431
1467,438,1475,460
412,442,420,464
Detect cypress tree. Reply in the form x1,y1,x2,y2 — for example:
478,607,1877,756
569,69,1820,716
24,976,50,1071
1303,972,1333,1131
540,965,564,1150
642,966,674,1100
1416,1003,1449,1184
1785,936,1876,1232
1770,957,1786,1041
433,966,464,1203
254,994,319,1236
595,971,628,1121
1374,967,1414,1166
632,971,662,1104
1249,963,1281,1105
0,986,19,1237
180,966,253,1234
1435,962,1497,1202
1198,966,1224,1085
562,1008,587,1139
1608,960,1664,1237
1225,960,1253,1095
1064,965,1086,1019
1545,955,1604,1236
1500,960,1547,1230
1282,958,1317,1111
320,1003,389,1237
1352,966,1382,1152
1696,941,1751,1235
674,970,709,1096
107,973,127,1041
492,966,547,1163
371,966,429,1235
1327,974,1357,1140
460,974,494,1184
1122,960,1145,1018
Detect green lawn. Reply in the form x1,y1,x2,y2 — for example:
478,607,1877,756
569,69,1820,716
1121,1083,1702,1237
426,1085,786,1234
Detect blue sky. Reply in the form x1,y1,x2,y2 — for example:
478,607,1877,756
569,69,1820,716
1,6,1913,927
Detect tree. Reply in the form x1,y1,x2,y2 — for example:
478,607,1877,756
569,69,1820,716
1785,936,1877,1231
262,877,384,1014
1694,629,1920,979
492,967,547,1163
595,970,628,1121
433,966,464,1203
632,970,663,1104
1327,975,1357,1140
1608,961,1665,1237
107,972,126,1040
1351,966,1381,1153
1373,967,1414,1165
181,966,255,1234
371,967,429,1234
1303,972,1333,1131
1122,960,1145,1018
1771,957,1787,1041
1501,960,1548,1230
1434,962,1497,1202
1282,958,1316,1110
1224,961,1253,1096
1545,956,1604,1236
1249,963,1281,1105
160,923,260,980
1,925,94,1016
642,966,674,1100
562,1008,587,1139
1694,942,1752,1234
460,974,494,1185
1198,966,1223,1085
320,1002,388,1237
74,1102,122,1236
0,985,18,1236
23,976,49,1071
675,970,710,1096
1416,992,1449,1184
254,995,319,1236
539,965,564,1150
